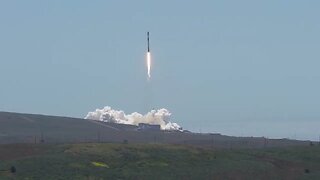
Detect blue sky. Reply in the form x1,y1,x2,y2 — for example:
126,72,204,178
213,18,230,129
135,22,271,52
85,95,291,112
0,1,319,140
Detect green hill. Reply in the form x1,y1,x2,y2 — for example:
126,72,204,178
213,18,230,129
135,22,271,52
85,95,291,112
1,143,320,179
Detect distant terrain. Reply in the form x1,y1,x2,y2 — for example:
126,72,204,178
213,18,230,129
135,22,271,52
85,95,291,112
0,111,313,148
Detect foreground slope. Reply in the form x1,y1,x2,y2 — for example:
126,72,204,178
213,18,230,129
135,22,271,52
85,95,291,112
0,143,320,179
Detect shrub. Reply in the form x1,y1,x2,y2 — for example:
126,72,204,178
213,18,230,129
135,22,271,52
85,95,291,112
10,166,16,173
304,168,310,173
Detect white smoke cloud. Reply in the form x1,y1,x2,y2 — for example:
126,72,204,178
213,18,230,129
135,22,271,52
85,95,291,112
85,106,182,131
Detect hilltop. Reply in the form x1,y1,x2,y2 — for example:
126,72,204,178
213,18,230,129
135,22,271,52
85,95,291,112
0,111,312,148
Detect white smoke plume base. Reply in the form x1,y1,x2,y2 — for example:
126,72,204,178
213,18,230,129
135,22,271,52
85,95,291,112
85,106,182,131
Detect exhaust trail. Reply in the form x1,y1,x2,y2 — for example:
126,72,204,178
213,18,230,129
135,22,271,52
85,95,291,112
147,52,151,80
147,32,151,80
85,106,182,131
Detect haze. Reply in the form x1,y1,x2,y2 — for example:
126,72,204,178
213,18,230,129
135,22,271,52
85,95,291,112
0,1,319,140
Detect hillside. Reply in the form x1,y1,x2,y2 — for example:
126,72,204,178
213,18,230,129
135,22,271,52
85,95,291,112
0,111,318,179
1,143,320,179
0,111,311,148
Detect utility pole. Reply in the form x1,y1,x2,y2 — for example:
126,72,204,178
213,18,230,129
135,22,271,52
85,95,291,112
97,131,101,143
211,134,214,149
40,132,44,143
263,137,267,148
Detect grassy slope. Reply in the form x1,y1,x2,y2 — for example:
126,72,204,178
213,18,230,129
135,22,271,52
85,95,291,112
0,143,320,180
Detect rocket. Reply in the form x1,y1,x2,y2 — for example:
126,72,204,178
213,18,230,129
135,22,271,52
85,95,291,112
147,32,150,52
146,32,151,79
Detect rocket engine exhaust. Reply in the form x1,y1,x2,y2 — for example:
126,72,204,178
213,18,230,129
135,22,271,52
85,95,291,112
85,106,183,131
147,32,151,80
147,52,151,79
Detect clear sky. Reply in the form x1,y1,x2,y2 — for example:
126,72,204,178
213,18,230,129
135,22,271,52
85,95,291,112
0,1,319,140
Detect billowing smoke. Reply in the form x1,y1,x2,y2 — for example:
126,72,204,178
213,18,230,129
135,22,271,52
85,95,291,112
85,106,182,131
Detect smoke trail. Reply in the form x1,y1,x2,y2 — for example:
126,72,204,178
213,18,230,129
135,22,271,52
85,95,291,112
147,52,151,79
85,106,182,131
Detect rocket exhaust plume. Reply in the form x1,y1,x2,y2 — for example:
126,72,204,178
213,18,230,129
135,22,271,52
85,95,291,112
85,106,183,131
147,52,151,79
147,32,151,80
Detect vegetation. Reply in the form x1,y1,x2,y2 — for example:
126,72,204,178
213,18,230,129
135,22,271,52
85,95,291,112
0,143,320,179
